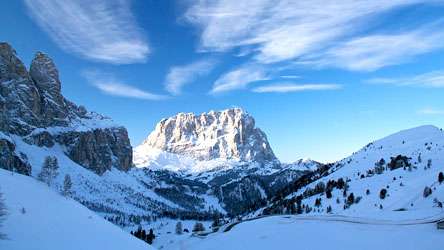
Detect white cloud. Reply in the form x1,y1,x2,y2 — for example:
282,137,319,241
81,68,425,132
83,70,166,100
280,75,301,79
165,59,216,95
367,70,444,87
418,108,444,115
307,28,444,71
210,64,269,94
24,0,149,64
253,83,341,93
184,0,435,65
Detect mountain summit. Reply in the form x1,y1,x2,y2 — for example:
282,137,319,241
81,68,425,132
0,42,132,175
138,108,276,162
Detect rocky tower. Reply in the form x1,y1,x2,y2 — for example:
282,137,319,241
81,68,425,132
0,42,132,175
140,108,277,162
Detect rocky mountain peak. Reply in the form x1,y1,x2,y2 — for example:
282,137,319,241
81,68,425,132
138,108,276,162
0,42,30,81
0,42,132,175
30,51,62,104
29,51,72,124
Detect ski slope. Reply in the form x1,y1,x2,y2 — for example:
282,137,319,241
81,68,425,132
171,215,443,250
0,169,153,250
261,125,444,220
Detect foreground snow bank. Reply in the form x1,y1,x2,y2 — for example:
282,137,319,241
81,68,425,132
0,169,153,250
174,215,443,250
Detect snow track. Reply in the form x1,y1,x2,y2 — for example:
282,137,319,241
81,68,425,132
220,213,444,234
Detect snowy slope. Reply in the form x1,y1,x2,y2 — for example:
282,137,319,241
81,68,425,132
134,146,241,175
262,125,444,220
170,215,442,250
1,132,192,219
0,168,153,250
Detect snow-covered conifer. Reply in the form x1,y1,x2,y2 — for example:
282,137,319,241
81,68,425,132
63,174,72,197
175,221,183,234
38,156,59,186
0,187,6,239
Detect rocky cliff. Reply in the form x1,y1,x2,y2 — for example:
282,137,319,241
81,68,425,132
139,108,276,162
0,42,132,175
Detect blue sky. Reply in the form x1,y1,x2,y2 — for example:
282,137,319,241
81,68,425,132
2,1,444,163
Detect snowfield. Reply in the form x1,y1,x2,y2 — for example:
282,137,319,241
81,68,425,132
258,125,444,220
0,169,153,250
171,215,443,250
2,119,444,250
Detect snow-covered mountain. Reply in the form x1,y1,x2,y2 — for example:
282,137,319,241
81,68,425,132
2,42,443,250
137,108,276,162
134,109,320,214
0,42,222,226
260,125,444,220
0,169,154,250
0,42,132,175
0,43,313,224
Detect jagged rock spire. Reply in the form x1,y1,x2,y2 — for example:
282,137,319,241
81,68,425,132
30,51,63,105
0,42,133,175
0,42,42,133
0,42,30,81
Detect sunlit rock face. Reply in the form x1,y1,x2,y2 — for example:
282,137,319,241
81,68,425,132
140,108,277,162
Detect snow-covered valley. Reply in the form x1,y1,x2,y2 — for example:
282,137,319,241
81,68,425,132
170,215,443,250
0,42,443,249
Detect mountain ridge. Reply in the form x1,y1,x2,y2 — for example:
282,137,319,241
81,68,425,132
138,108,276,162
0,42,132,175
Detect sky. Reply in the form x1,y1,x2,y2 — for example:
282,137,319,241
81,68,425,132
1,1,444,163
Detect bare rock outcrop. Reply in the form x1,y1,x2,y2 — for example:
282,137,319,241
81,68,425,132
0,42,133,175
140,108,276,162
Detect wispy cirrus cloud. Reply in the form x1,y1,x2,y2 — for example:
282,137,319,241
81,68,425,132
83,70,166,100
305,26,444,71
280,75,301,79
184,0,439,66
165,59,217,95
210,64,269,94
24,0,149,64
367,70,444,87
253,83,342,93
418,107,444,115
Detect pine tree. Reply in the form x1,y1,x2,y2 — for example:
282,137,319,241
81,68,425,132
337,178,345,189
38,156,59,186
175,221,183,235
211,213,221,228
146,229,155,244
0,187,6,239
314,198,321,207
423,186,432,198
438,172,444,184
296,196,303,214
193,222,205,233
342,187,347,197
326,205,332,213
141,229,146,241
379,188,387,199
63,174,72,197
427,159,432,169
347,193,355,205
326,189,332,199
